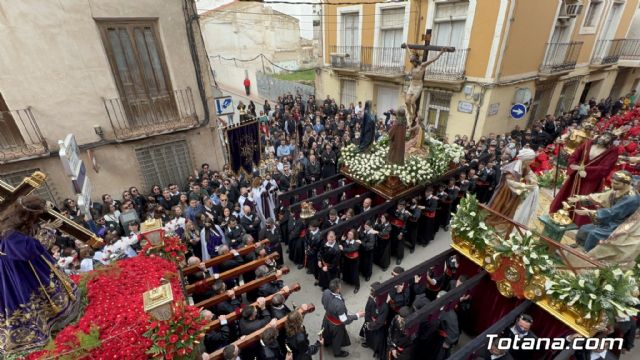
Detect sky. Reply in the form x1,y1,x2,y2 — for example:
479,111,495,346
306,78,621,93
196,0,315,39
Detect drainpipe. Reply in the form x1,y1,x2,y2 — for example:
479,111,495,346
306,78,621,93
183,0,211,126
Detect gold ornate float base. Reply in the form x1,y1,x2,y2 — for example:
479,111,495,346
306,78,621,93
451,235,595,337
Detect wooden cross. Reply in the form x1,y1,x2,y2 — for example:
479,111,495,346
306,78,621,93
401,29,456,61
0,171,104,249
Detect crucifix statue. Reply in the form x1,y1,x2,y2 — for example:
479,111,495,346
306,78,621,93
401,31,456,123
0,171,104,249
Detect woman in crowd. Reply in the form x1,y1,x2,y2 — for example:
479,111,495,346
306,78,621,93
284,309,321,360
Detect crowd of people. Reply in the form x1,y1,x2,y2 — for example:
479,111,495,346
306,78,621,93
37,88,640,359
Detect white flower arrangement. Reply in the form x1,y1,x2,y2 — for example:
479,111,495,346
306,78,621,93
491,230,556,276
546,268,640,321
340,137,465,186
450,194,493,250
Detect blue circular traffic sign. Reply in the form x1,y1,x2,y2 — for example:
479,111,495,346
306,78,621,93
510,103,527,120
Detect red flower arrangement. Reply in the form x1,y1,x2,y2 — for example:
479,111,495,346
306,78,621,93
143,302,208,359
141,235,188,267
27,255,186,359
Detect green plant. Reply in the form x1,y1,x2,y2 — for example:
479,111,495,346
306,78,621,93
547,267,640,322
450,194,494,251
491,230,557,276
144,302,208,359
538,169,567,189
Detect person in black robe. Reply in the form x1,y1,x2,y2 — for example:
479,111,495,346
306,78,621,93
500,314,538,360
374,214,392,271
305,221,322,279
202,310,232,353
318,231,341,290
418,186,438,246
320,143,337,178
217,245,245,287
284,309,321,360
392,201,410,265
305,155,322,183
434,291,460,360
358,100,375,152
340,229,361,293
321,209,340,230
211,280,242,316
241,205,261,242
362,282,389,359
387,307,414,360
358,220,377,282
224,217,245,249
239,301,276,360
259,217,284,266
288,215,305,268
388,267,411,321
255,265,287,297
276,206,290,248
257,327,286,360
406,197,421,253
321,279,364,357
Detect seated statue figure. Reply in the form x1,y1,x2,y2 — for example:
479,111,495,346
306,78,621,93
569,171,640,253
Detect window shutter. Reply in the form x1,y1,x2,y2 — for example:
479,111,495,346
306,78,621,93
135,140,193,191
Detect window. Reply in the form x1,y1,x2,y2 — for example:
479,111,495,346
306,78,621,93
340,79,357,107
432,1,468,48
583,0,603,28
98,21,177,126
529,83,555,127
1,169,56,205
341,13,360,49
423,91,452,138
555,79,580,116
379,7,404,49
135,140,193,191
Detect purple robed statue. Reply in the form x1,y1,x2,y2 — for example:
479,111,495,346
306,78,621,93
1,197,80,356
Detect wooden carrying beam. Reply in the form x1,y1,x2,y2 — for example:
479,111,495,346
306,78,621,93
307,191,372,223
405,270,487,329
278,174,343,203
318,196,396,240
208,304,316,360
185,253,279,294
0,171,104,249
183,240,270,276
288,182,357,214
203,282,301,332
372,248,456,297
195,267,290,309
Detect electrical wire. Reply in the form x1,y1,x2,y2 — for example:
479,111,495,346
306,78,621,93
209,53,317,73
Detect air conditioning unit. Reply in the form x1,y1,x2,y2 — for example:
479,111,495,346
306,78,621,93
566,3,584,17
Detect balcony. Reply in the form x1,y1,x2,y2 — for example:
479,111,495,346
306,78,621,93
592,39,625,65
539,41,583,74
103,87,199,141
619,39,640,61
424,48,469,81
0,107,49,163
329,46,406,74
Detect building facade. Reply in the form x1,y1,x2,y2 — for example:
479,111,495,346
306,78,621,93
317,0,640,139
201,1,311,72
0,0,224,205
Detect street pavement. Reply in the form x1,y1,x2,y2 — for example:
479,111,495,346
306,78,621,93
277,229,454,360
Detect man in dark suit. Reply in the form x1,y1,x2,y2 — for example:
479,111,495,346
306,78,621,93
211,280,242,316
475,335,514,360
501,314,537,360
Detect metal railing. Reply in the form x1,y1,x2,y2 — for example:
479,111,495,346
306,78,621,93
329,45,406,73
103,87,198,140
619,39,640,60
592,39,625,65
424,48,469,81
540,41,583,73
0,107,49,163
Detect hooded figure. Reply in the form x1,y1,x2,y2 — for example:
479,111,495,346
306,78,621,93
358,100,375,152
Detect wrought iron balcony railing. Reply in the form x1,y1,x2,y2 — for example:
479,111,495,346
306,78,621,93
592,39,625,65
618,39,640,61
540,41,583,73
424,47,469,81
103,87,199,141
329,45,406,74
0,107,49,163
